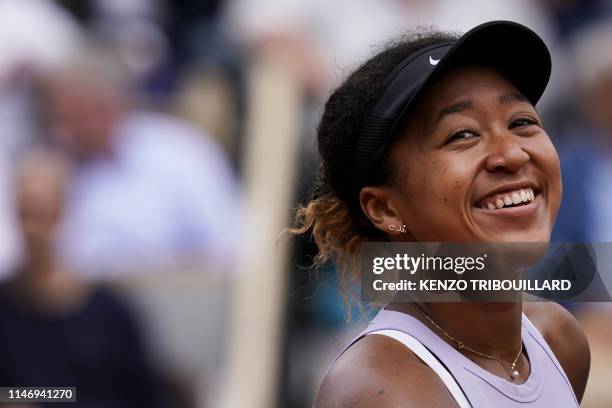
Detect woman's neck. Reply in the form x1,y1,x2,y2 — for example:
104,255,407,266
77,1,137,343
387,301,523,362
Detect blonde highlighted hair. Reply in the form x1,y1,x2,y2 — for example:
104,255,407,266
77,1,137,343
286,193,379,316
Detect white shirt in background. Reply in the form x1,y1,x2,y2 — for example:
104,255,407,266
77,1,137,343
57,112,242,277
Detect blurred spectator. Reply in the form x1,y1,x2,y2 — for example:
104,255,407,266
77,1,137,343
54,0,247,164
0,150,170,407
35,41,242,277
0,0,81,279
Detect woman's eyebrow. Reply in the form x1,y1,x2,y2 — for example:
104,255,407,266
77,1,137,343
498,91,527,104
433,92,529,125
434,100,472,124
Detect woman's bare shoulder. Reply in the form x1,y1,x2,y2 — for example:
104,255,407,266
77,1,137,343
523,301,590,402
314,333,459,408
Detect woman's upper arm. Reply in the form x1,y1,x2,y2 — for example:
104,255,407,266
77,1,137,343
314,334,460,408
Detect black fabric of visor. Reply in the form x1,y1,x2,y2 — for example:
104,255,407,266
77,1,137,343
353,42,453,177
351,20,551,190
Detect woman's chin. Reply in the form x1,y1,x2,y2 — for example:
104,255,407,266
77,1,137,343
469,222,552,244
470,201,554,243
485,231,551,243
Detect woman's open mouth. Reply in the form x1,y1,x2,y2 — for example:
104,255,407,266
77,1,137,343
477,187,536,210
473,187,540,217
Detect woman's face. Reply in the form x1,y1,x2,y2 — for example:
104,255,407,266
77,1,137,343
368,65,562,243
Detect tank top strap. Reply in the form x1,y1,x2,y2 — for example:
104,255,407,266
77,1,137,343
368,329,472,408
368,309,492,407
322,307,424,375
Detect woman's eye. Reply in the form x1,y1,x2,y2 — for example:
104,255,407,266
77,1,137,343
510,117,539,129
446,130,477,144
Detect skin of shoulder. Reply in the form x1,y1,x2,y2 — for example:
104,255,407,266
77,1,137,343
523,301,590,402
314,334,459,408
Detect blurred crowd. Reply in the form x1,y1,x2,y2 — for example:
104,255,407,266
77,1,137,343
1,0,612,407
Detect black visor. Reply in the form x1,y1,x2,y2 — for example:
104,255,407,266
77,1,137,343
353,20,551,185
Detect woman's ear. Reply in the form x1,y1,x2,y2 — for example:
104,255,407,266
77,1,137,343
359,186,405,235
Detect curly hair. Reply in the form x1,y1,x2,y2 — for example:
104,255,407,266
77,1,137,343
288,30,460,312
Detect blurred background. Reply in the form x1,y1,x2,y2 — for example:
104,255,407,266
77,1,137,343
0,0,611,407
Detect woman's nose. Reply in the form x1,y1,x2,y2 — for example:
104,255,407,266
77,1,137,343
484,132,530,174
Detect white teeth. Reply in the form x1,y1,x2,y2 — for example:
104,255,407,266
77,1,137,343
481,187,537,210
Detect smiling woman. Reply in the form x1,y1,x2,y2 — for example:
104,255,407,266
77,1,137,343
288,21,589,407
378,64,562,244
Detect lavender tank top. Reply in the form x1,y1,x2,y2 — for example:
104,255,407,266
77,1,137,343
328,309,579,407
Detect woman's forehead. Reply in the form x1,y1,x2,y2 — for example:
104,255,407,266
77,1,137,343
415,66,529,122
425,65,523,107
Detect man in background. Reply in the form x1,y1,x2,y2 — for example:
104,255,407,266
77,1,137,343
36,41,241,277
